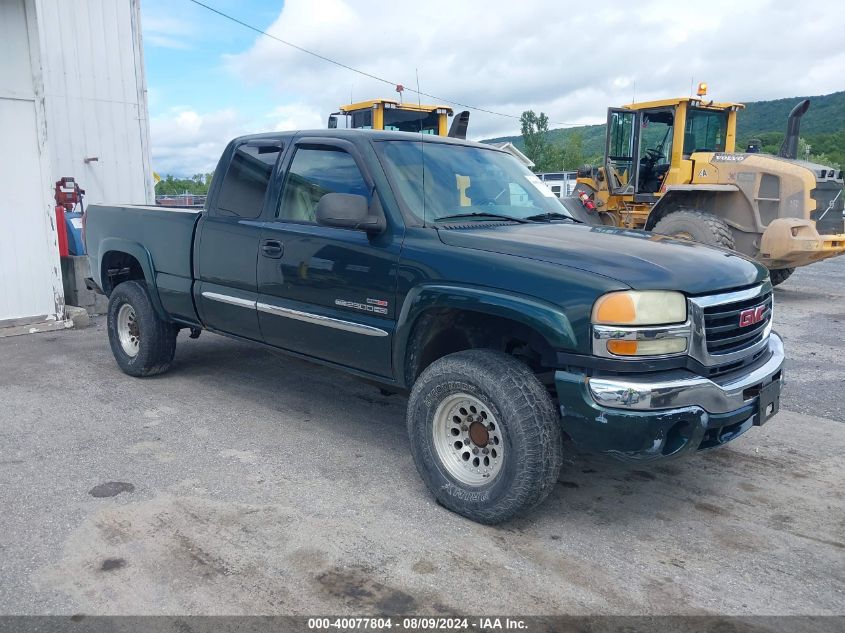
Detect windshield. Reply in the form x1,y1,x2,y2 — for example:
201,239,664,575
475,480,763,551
383,109,440,134
684,107,728,155
377,140,574,224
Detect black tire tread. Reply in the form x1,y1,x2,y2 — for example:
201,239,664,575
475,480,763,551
107,280,177,377
769,267,795,287
653,209,735,250
407,349,563,524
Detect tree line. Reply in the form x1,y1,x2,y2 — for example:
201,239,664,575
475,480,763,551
155,173,213,196
519,111,596,172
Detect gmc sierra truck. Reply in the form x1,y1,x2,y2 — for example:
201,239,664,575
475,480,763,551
85,130,784,524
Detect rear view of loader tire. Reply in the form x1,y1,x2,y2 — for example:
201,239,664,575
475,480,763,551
653,210,735,250
769,267,795,287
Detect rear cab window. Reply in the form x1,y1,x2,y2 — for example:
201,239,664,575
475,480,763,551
215,141,283,218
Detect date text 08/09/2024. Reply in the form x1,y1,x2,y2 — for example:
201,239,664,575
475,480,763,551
307,617,528,630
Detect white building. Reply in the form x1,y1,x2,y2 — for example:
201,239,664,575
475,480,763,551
0,0,153,332
488,142,535,169
537,171,579,198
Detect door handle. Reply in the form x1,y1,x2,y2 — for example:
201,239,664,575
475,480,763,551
261,239,284,258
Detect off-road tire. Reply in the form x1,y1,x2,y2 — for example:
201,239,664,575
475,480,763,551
769,268,795,287
107,280,178,377
407,349,563,524
653,209,735,250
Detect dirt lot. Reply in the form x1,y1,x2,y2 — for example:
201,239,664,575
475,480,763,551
0,258,843,617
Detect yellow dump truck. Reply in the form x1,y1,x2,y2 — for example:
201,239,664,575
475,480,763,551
569,92,845,285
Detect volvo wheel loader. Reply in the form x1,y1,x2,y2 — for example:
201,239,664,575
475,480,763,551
568,89,845,285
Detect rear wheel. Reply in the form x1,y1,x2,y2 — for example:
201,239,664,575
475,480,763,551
407,349,563,524
107,280,178,377
769,267,795,287
652,209,735,250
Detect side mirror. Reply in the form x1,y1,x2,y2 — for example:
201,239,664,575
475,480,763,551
316,193,385,234
327,115,338,129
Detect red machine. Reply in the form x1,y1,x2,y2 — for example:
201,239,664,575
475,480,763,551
54,177,84,257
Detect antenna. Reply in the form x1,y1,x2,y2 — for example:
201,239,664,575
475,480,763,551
416,68,427,226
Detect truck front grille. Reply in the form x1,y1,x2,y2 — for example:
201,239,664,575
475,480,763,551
703,289,773,356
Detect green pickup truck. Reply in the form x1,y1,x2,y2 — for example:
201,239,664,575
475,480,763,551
85,130,784,524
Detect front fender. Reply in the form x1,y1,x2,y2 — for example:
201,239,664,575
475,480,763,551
94,237,167,319
392,283,578,387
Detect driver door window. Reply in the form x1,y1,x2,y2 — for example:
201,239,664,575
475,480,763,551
277,147,370,224
606,110,637,194
638,111,674,194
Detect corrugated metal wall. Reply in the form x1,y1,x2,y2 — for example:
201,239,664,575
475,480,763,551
0,0,152,326
0,0,64,325
38,0,154,206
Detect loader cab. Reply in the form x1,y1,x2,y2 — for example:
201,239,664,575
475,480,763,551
604,98,740,201
328,99,453,136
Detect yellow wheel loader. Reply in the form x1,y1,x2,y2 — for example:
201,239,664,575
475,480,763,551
328,98,470,138
568,91,845,285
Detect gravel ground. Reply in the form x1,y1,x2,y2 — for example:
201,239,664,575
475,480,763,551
0,258,842,617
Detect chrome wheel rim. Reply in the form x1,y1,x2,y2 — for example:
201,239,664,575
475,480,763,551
432,393,504,487
117,303,140,357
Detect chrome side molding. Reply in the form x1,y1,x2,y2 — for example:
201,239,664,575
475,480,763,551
202,291,389,337
256,302,388,337
201,291,256,309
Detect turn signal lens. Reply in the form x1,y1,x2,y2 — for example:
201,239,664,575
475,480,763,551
606,340,639,355
592,291,687,326
606,337,687,357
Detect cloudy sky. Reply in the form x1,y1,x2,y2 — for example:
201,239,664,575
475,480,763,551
142,0,845,176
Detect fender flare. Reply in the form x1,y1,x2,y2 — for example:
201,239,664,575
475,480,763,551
392,283,578,388
97,237,167,319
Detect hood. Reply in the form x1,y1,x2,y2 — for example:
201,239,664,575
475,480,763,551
437,224,767,295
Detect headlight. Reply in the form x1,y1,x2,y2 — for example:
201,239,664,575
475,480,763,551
592,291,689,358
592,291,687,326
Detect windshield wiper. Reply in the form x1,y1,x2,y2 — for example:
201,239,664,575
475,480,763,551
524,212,583,224
434,212,531,224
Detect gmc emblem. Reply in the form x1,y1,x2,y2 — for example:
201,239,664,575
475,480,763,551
739,305,766,327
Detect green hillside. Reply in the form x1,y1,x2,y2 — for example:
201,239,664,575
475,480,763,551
483,90,845,168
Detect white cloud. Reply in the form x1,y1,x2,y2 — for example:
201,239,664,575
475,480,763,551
223,0,845,139
150,109,251,175
150,104,329,176
142,14,195,50
149,0,845,174
267,103,325,131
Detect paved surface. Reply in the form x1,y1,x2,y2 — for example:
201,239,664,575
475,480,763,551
0,258,843,616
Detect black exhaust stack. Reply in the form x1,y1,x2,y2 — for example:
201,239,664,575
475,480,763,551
448,111,470,139
778,99,810,159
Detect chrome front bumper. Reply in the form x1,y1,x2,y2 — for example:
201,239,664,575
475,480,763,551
587,333,784,414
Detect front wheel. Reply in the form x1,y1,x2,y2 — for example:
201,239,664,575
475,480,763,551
107,280,178,377
407,350,563,524
652,209,735,250
769,268,795,287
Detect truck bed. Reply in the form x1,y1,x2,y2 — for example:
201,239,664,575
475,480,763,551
85,204,201,322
